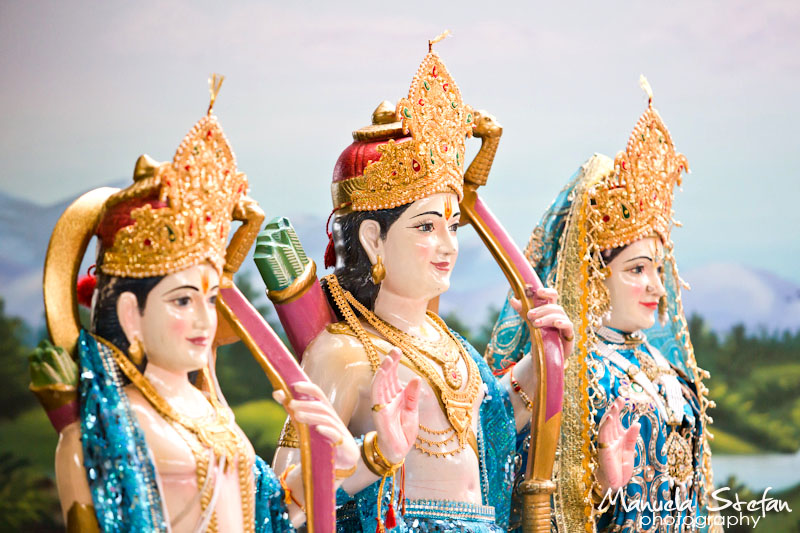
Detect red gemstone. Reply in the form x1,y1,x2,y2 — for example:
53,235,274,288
206,130,212,138
442,144,448,152
621,162,626,170
412,159,420,172
443,83,449,91
144,238,152,247
603,215,610,222
418,98,424,106
432,66,437,77
184,165,191,171
206,214,212,222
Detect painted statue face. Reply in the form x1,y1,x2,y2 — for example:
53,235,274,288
379,192,460,301
602,236,665,333
139,263,219,373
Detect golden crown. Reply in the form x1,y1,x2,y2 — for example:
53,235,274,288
336,36,474,212
100,76,248,277
588,76,689,250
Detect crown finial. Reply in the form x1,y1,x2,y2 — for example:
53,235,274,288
207,73,225,115
639,74,653,106
428,30,451,52
132,154,161,181
372,101,396,125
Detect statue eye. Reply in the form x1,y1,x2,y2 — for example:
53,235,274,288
413,222,434,232
449,223,459,233
208,295,218,305
172,296,192,307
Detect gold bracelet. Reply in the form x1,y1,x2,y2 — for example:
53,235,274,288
509,365,534,411
361,431,401,477
335,465,357,480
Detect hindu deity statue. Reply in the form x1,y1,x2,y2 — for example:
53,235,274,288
260,40,574,533
27,80,414,533
486,78,719,532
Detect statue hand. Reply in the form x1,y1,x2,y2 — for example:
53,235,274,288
595,397,640,493
371,348,420,465
510,286,575,355
273,382,360,472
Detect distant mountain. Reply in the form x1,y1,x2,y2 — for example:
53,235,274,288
2,189,798,335
680,263,800,333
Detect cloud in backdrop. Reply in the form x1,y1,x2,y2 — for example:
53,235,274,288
1,0,798,280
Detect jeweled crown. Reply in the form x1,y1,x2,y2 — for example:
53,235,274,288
588,77,689,250
99,76,248,277
332,37,474,212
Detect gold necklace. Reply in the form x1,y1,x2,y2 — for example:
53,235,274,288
97,336,255,532
380,315,463,388
325,274,481,454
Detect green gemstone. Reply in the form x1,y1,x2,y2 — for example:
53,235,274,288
451,101,457,109
167,226,176,241
622,204,631,219
466,113,472,123
403,108,411,118
424,81,430,91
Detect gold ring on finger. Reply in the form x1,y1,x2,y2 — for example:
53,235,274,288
371,403,387,412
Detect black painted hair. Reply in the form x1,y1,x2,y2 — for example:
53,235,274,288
322,204,411,317
91,264,163,368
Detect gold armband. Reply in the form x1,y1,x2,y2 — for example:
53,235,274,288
277,417,299,448
67,502,100,533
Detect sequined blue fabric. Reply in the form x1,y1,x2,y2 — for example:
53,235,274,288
79,330,168,532
80,331,294,532
484,163,713,532
591,339,705,532
254,455,296,533
335,334,516,533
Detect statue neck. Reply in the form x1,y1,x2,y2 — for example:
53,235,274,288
143,363,204,412
373,286,430,336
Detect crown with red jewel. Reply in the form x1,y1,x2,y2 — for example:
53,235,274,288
98,75,248,278
330,33,474,213
587,76,689,250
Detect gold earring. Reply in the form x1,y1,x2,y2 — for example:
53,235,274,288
371,255,385,285
128,338,145,365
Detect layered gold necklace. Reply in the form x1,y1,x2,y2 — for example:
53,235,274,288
325,274,481,456
97,336,255,532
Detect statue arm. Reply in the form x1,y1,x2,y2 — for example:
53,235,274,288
502,288,574,431
273,331,379,498
55,422,96,528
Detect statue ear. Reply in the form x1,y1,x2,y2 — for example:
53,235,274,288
116,291,143,345
358,219,383,265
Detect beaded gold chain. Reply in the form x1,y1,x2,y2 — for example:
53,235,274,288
98,336,255,532
325,274,480,455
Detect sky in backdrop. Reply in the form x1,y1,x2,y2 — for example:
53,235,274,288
1,0,798,280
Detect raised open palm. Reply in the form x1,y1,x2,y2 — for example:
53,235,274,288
371,348,421,465
596,396,640,493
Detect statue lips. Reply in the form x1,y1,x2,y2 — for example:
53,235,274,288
431,261,451,272
187,336,209,346
639,301,658,310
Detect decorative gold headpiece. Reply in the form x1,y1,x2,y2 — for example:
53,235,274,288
587,76,689,251
100,75,248,278
333,33,474,212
